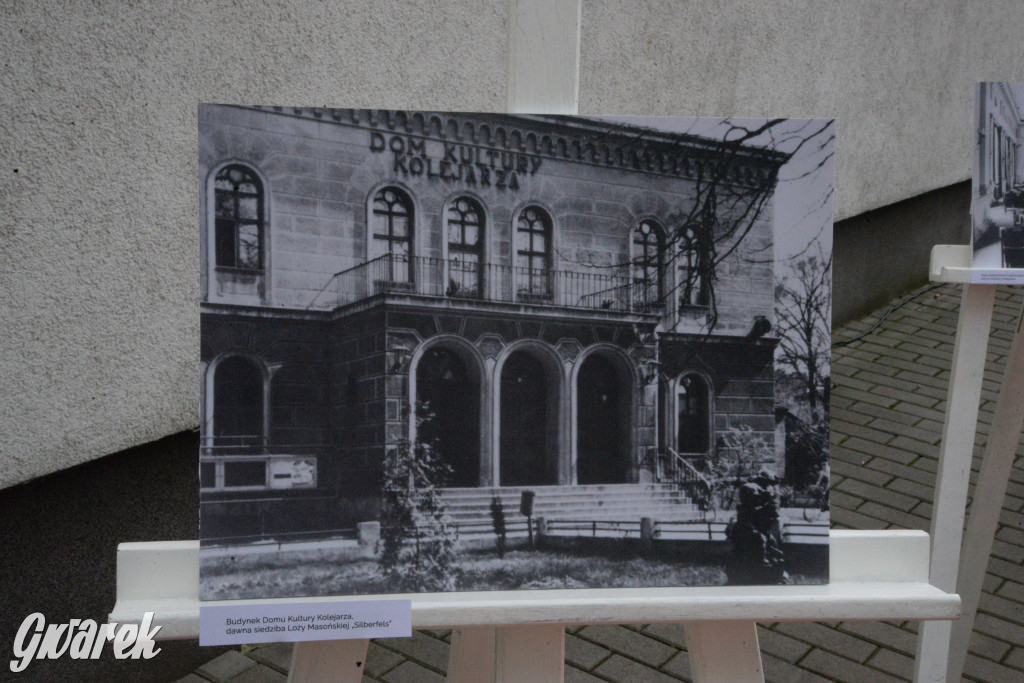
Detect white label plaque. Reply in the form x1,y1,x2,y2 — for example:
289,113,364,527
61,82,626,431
971,268,1024,284
199,599,412,646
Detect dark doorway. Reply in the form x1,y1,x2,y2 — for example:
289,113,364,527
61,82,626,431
416,347,480,487
577,355,627,484
500,352,555,486
677,374,710,454
213,356,263,447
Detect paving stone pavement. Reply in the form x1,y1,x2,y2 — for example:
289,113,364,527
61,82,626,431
183,284,1024,682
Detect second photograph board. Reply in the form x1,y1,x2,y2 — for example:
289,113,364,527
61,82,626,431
973,82,1024,281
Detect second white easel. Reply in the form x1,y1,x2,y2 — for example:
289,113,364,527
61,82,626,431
915,245,1024,682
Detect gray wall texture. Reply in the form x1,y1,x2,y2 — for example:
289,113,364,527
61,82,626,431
4,1,1024,488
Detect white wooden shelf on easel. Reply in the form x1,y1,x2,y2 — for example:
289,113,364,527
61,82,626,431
914,245,1024,682
110,530,957,683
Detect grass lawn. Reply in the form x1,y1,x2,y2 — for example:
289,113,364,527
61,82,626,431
201,545,747,600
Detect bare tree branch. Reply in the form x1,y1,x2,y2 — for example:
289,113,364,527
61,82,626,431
775,247,832,418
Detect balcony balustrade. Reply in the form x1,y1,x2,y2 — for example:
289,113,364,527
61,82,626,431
325,254,663,314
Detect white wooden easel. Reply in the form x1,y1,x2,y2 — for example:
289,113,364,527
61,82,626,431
914,246,1024,682
110,531,956,682
109,3,962,681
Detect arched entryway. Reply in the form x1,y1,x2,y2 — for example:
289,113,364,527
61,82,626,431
500,350,558,486
576,353,632,484
415,346,481,487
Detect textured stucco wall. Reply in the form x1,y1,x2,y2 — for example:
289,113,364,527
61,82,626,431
581,0,1024,221
0,1,508,488
4,1,1024,488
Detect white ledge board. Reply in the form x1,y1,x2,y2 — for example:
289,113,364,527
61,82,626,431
930,244,1024,284
110,530,958,640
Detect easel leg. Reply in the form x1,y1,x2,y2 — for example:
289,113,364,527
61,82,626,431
448,624,564,682
685,621,764,682
915,283,996,683
946,300,1024,680
286,639,369,683
448,626,497,683
495,624,565,683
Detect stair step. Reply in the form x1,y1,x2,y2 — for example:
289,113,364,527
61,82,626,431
444,500,687,509
440,484,680,494
444,497,690,505
445,511,697,521
439,486,683,500
443,500,689,512
436,483,699,530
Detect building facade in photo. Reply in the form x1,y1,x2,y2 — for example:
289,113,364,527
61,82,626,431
973,82,1023,249
199,107,784,541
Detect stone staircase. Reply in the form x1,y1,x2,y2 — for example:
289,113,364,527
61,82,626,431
437,483,697,538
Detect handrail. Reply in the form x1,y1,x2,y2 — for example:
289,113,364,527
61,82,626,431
646,446,713,504
199,436,328,457
306,255,392,309
667,445,713,494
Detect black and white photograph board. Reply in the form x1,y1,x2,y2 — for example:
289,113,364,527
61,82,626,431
972,82,1024,282
199,107,834,600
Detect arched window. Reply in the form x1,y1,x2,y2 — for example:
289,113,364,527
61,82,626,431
446,197,484,297
213,356,265,448
515,206,552,297
370,187,414,282
993,125,1004,199
676,374,711,455
678,226,711,308
990,118,996,194
632,220,664,307
214,165,264,270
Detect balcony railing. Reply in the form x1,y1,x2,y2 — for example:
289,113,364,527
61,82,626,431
324,254,664,313
200,436,325,457
201,435,270,457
